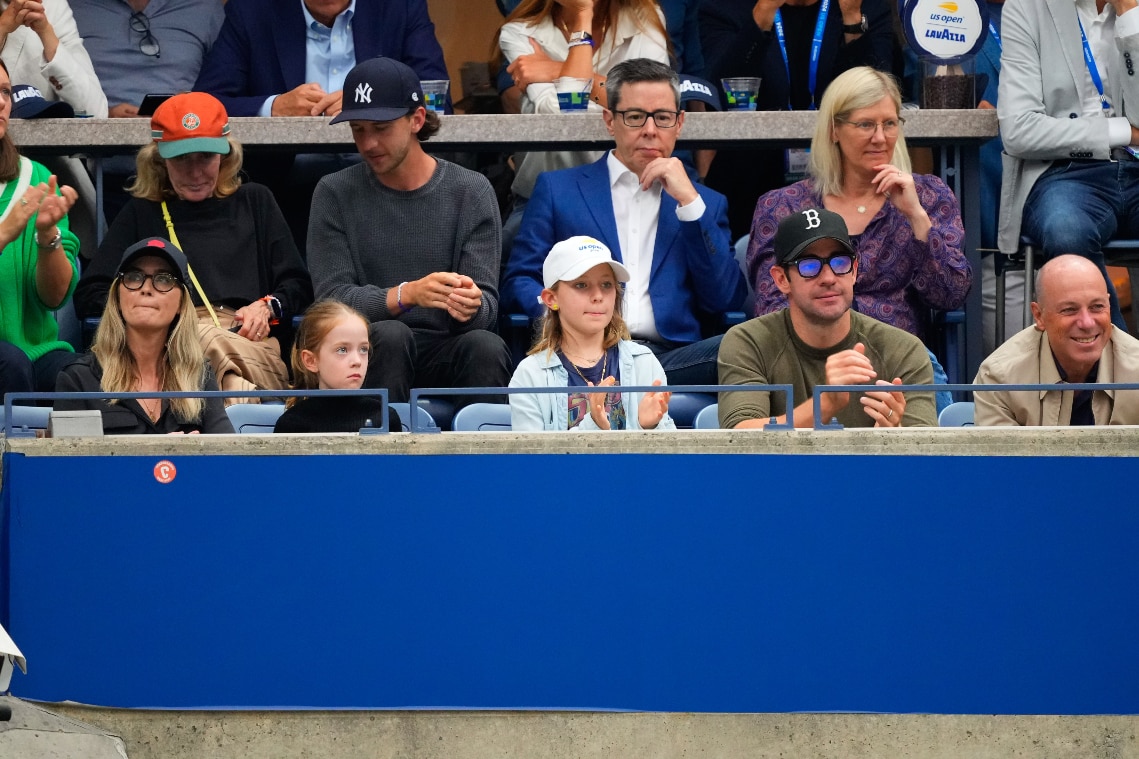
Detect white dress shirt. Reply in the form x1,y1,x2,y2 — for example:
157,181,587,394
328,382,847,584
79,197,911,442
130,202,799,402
1074,0,1139,145
605,150,706,343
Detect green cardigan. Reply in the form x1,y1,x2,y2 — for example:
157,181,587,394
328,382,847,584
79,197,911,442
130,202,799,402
0,157,81,360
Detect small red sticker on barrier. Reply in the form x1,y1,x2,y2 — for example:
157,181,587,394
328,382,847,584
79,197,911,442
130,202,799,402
154,460,177,484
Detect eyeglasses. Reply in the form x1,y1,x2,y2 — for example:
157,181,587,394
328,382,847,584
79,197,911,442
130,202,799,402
129,11,161,58
119,270,181,293
836,117,905,135
785,253,856,279
612,109,680,128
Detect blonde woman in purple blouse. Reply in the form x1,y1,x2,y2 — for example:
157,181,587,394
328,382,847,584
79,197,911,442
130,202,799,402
747,66,971,339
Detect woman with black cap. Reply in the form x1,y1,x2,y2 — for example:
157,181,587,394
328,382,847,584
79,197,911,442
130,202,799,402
55,237,233,434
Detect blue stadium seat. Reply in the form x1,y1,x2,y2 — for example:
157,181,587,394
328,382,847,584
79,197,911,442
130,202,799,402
668,392,716,429
451,402,512,432
225,404,286,434
694,403,719,429
938,401,975,427
0,405,52,435
389,402,435,432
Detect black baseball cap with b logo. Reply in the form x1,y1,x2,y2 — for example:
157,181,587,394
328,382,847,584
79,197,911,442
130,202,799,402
329,57,423,124
774,208,855,265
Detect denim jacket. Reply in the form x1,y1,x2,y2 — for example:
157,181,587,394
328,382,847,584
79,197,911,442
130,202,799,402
509,339,677,431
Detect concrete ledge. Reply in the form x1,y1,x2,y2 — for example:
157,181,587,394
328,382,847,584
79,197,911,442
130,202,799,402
0,696,127,758
38,705,1139,759
4,426,1139,460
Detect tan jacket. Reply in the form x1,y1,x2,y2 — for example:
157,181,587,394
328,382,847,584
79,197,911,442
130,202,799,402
973,325,1139,425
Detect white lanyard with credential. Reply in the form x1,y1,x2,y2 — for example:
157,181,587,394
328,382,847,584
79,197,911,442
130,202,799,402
1078,17,1112,113
773,0,831,110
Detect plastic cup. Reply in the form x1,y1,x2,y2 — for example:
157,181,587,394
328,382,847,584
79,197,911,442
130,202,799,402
555,77,593,112
420,80,449,115
721,77,761,111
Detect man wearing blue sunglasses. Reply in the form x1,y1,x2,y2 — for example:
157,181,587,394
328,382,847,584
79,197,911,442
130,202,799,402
717,207,937,428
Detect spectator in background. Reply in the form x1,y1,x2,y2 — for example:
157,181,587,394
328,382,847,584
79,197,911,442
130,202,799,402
55,237,234,435
71,0,223,119
747,66,970,342
307,58,511,409
74,93,312,401
0,0,106,117
194,0,448,118
974,255,1139,426
699,0,896,239
998,0,1139,334
496,0,670,259
1,0,107,267
0,59,81,400
502,59,746,386
194,0,449,256
71,0,224,227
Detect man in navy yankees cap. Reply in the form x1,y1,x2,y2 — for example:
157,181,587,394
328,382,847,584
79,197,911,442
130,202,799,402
306,56,512,412
717,208,937,429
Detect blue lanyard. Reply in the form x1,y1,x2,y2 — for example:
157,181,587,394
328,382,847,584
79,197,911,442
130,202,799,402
988,21,1001,52
1078,18,1111,112
773,0,831,110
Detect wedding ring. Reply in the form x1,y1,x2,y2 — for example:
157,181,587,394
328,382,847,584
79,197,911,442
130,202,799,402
19,198,27,206
887,408,894,419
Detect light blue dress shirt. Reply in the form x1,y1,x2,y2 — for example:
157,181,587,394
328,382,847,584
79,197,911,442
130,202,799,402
258,0,357,116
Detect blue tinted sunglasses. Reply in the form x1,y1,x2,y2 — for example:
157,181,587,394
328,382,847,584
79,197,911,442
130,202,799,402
785,253,856,279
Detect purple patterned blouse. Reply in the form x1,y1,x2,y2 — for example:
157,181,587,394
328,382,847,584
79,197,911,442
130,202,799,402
746,176,972,337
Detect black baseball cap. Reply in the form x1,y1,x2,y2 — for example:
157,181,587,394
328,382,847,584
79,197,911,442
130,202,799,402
117,237,190,285
774,208,855,265
330,57,424,124
11,85,74,119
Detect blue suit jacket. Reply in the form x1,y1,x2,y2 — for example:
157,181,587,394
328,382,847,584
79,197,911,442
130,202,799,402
193,0,449,117
502,155,747,345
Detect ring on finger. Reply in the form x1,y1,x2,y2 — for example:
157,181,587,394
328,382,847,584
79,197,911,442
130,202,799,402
886,408,894,420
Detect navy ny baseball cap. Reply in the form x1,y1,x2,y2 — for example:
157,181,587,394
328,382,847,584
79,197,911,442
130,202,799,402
330,57,423,124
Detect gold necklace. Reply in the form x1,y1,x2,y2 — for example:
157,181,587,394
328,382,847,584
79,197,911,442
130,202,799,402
569,351,606,384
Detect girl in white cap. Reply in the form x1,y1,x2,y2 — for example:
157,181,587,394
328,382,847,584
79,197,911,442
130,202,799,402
509,235,673,431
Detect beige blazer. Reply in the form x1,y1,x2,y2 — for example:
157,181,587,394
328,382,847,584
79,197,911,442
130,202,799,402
996,0,1139,254
973,324,1139,425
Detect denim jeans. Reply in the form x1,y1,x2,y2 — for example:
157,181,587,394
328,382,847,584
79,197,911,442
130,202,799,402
0,342,80,400
1022,159,1139,331
638,335,723,387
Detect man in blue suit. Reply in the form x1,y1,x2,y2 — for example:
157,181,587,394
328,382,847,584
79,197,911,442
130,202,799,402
194,0,448,118
502,58,747,385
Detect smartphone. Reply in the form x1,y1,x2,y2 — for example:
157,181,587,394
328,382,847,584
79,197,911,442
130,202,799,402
138,94,173,116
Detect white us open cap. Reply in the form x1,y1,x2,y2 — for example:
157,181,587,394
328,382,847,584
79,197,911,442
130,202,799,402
541,236,631,291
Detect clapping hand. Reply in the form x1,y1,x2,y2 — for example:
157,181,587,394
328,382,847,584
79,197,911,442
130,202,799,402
638,379,671,429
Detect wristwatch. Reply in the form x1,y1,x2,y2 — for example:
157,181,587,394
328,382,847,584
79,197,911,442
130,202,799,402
568,30,594,47
842,14,868,34
36,228,61,251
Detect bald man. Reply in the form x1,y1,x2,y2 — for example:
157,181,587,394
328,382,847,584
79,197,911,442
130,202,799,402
974,254,1139,425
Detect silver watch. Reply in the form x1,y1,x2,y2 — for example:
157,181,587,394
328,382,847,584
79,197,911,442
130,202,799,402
37,228,62,251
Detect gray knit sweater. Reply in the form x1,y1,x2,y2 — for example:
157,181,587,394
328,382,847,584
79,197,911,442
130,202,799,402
307,158,502,334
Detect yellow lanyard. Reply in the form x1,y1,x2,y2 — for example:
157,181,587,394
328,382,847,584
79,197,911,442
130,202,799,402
161,200,220,328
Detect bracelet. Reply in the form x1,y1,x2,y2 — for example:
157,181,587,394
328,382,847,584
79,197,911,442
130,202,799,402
567,39,594,48
396,281,413,314
260,295,282,325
